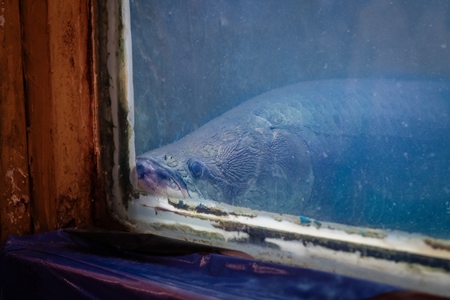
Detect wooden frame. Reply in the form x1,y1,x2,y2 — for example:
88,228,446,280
0,0,31,243
0,0,115,244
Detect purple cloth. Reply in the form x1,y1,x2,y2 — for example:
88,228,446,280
1,230,399,299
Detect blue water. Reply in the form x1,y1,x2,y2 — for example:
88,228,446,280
130,0,450,238
131,0,450,153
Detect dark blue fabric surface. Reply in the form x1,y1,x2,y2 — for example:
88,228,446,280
0,230,400,299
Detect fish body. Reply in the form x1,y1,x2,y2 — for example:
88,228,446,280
133,79,450,236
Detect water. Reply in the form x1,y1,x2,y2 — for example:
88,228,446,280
129,0,450,238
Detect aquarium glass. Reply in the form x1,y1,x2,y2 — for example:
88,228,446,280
106,0,450,295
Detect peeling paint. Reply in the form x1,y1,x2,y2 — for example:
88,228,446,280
7,212,16,224
4,168,30,226
5,168,27,193
10,194,20,205
9,194,29,206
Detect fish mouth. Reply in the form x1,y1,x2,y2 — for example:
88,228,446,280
132,157,189,199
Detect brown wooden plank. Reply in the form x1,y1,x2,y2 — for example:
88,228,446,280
20,0,54,233
21,0,97,232
0,0,32,244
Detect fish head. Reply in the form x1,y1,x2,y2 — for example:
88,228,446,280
132,124,264,204
132,155,191,199
132,152,222,201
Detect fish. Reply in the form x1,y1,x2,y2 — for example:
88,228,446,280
132,79,450,236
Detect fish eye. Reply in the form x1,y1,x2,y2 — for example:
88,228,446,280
188,159,207,179
155,168,169,180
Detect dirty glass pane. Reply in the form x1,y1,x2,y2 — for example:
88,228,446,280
129,0,450,239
